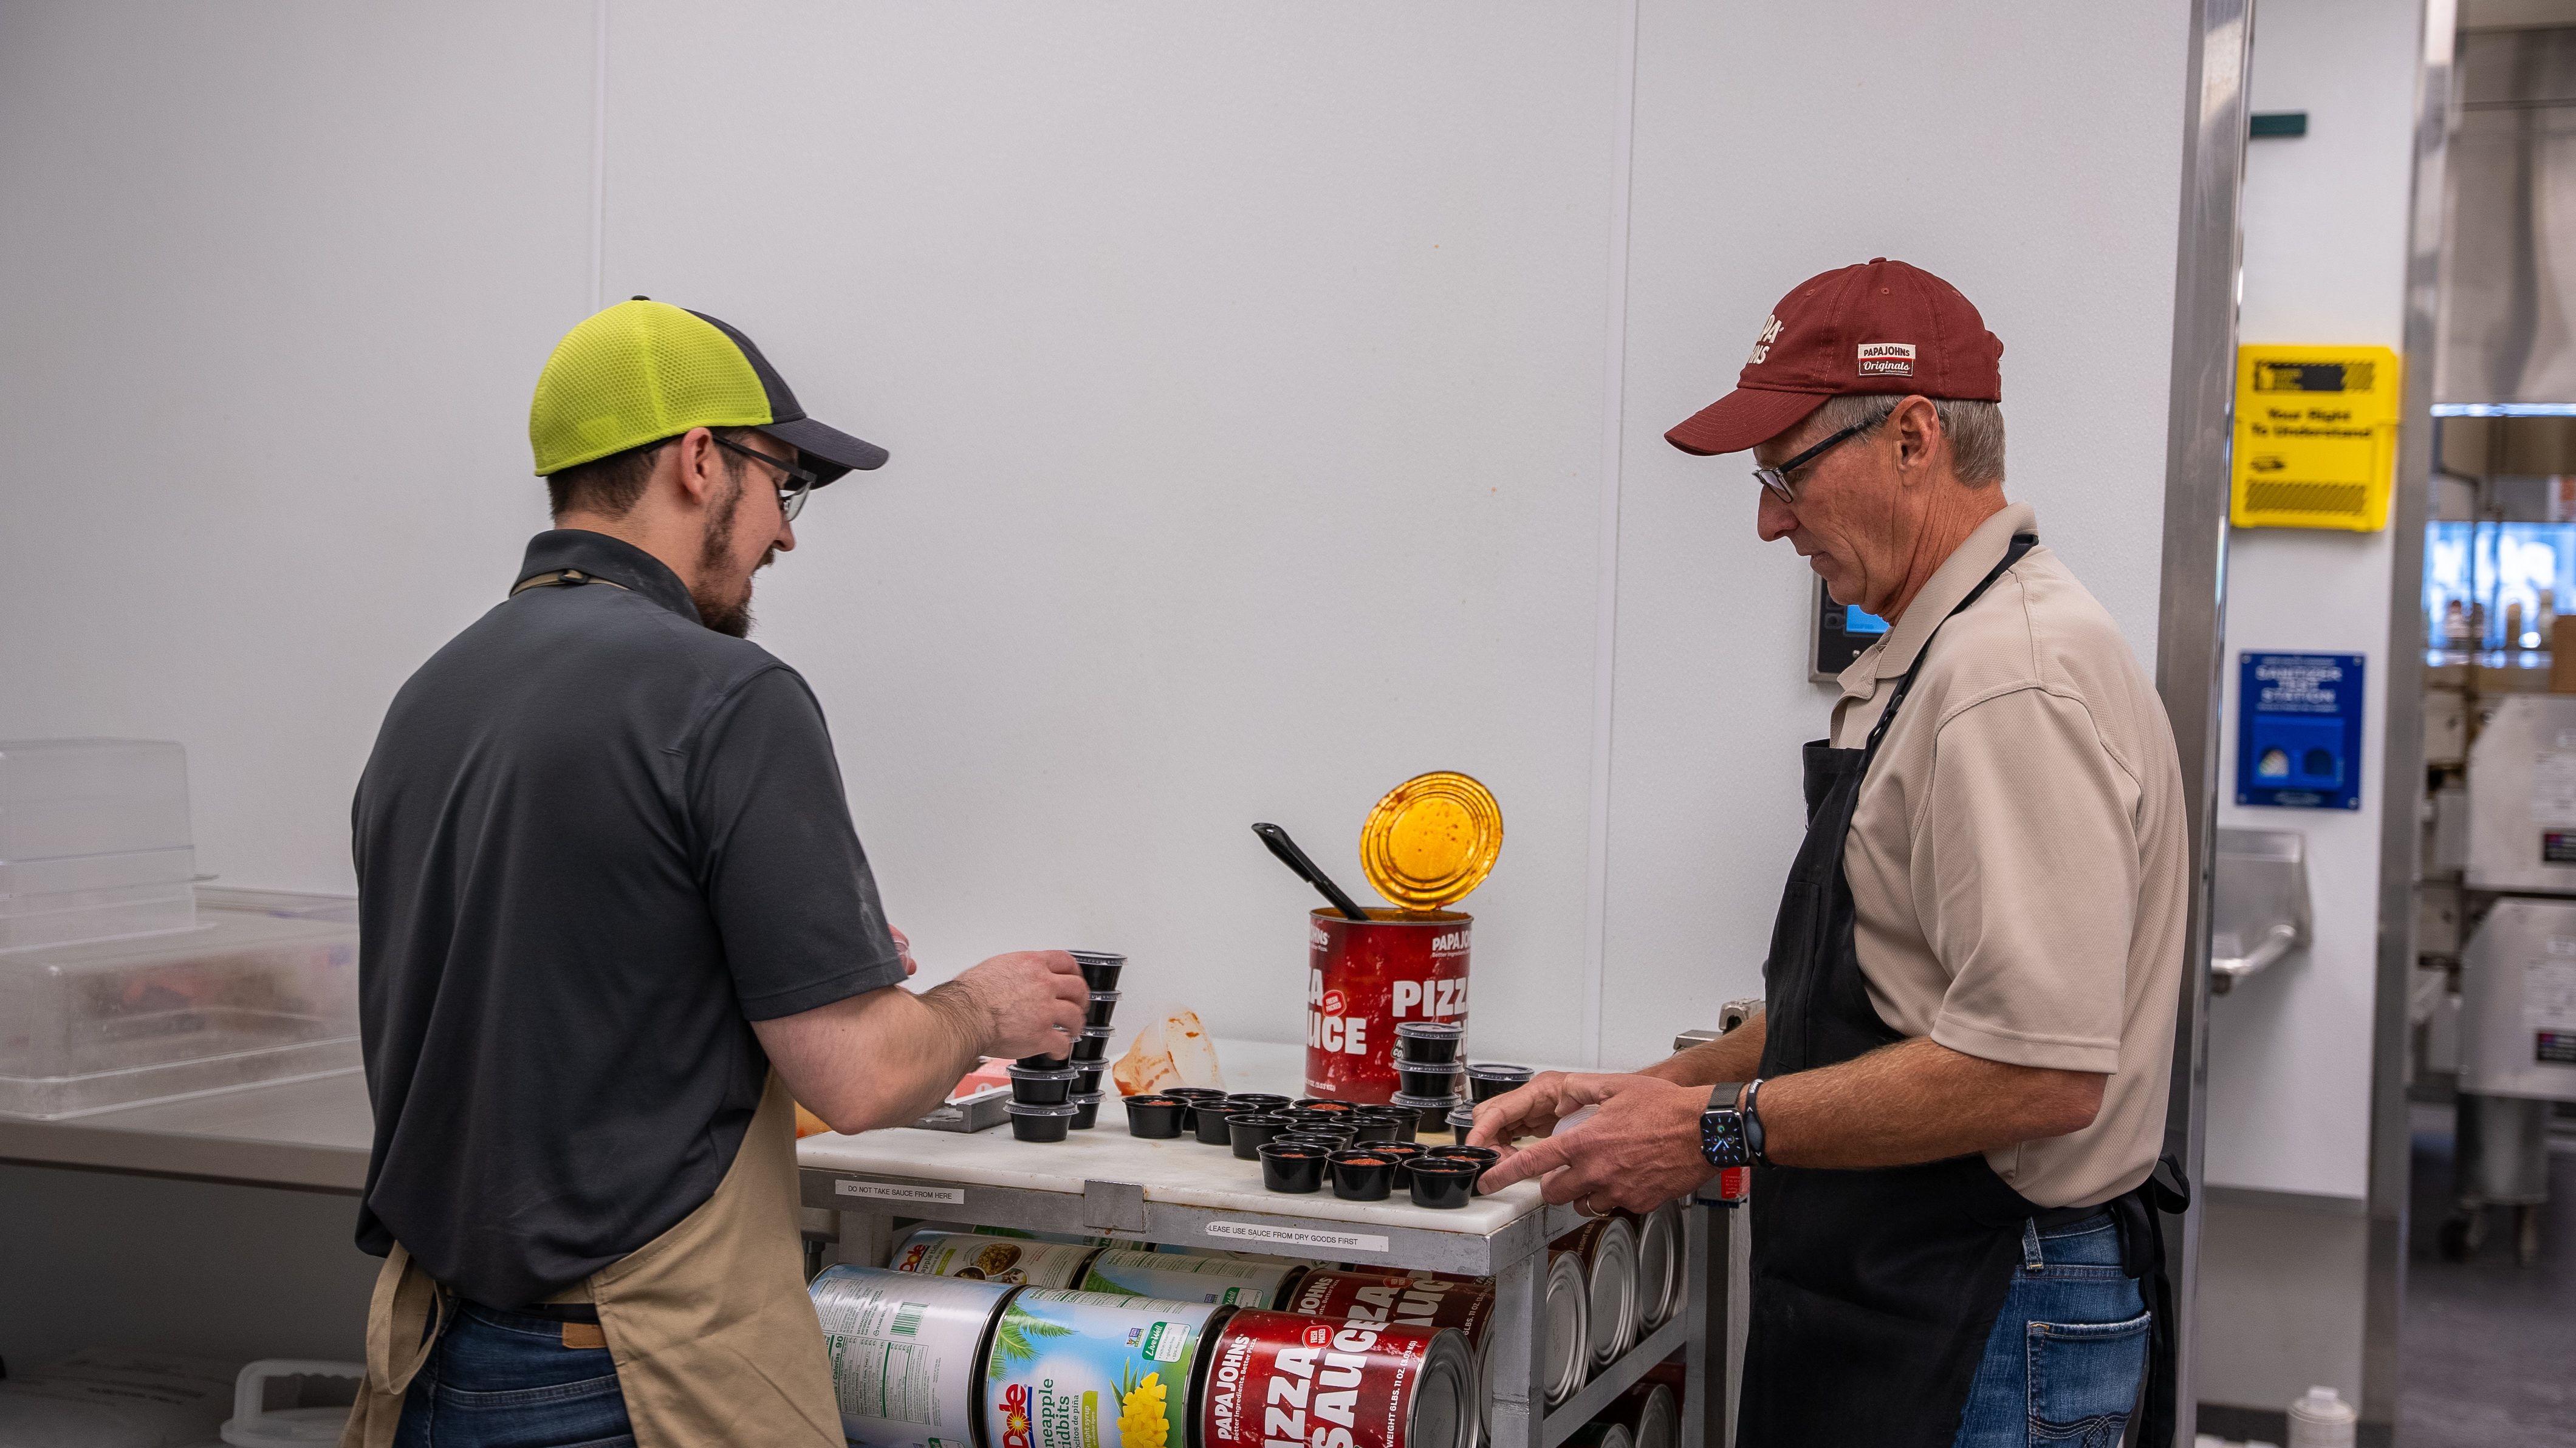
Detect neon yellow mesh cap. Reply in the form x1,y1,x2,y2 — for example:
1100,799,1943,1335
528,298,888,482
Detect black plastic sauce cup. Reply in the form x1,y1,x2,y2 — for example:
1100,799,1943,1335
1260,1144,1328,1194
1008,1102,1078,1142
1069,951,1125,991
1225,1093,1292,1114
1007,1065,1079,1105
1406,1156,1479,1208
1185,1092,1247,1138
1426,1143,1499,1192
1084,991,1123,1030
1069,1027,1115,1064
1227,1113,1296,1159
1016,1051,1069,1071
1374,1139,1430,1185
1348,1113,1409,1144
1392,1020,1467,1064
1329,1150,1396,1201
1125,1095,1187,1138
1464,1063,1535,1103
1395,1062,1465,1099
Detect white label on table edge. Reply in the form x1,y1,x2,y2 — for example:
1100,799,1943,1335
834,1179,966,1204
1206,1220,1391,1253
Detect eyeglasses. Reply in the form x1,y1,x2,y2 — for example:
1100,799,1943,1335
711,435,819,523
1750,423,1868,506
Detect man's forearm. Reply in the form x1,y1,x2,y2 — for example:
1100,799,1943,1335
1757,1036,2103,1169
1636,1014,1766,1088
756,982,991,1135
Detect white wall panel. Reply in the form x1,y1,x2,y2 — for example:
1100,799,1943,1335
0,1,598,890
1598,0,2194,1068
595,2,1629,1059
0,2,2198,1073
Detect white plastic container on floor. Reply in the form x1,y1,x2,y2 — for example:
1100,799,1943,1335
216,1361,361,1446
2286,1385,2355,1448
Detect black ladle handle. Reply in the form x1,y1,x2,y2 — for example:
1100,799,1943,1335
1250,822,1373,921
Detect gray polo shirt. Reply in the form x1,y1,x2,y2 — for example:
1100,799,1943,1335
1829,502,2188,1209
351,529,906,1307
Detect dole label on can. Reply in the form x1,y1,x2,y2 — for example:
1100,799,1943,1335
984,1289,1218,1448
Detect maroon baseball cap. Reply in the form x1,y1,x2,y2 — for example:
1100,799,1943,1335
1664,258,2004,456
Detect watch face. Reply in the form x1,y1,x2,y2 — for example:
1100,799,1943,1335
1701,1111,1748,1168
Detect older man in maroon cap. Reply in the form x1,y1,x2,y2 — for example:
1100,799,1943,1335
1473,260,2191,1448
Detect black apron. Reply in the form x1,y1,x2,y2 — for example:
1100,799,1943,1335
1735,534,2187,1448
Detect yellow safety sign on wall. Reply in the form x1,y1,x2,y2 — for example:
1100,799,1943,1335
2230,343,2402,531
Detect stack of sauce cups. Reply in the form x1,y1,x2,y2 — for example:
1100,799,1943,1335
1060,950,1126,1132
1389,1020,1468,1136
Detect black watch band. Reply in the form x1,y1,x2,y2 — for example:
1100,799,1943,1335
1742,1077,1770,1167
1699,1081,1750,1169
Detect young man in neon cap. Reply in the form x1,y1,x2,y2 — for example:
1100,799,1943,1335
1473,261,2191,1448
343,300,1089,1447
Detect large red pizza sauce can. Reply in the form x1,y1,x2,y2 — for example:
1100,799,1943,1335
1198,1310,1475,1448
1305,910,1470,1104
1284,1272,1498,1448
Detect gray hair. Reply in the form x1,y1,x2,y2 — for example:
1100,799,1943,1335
1807,392,2006,486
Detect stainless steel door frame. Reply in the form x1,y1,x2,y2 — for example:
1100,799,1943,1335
2155,1,2256,1440
2363,0,2458,1430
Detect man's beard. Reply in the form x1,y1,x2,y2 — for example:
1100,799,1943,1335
690,474,769,638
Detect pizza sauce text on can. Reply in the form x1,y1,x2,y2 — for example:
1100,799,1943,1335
810,1265,1013,1448
894,1233,1104,1288
1199,1309,1475,1448
1288,1271,1497,1448
1306,910,1470,1104
1080,1249,1307,1308
984,1288,1224,1448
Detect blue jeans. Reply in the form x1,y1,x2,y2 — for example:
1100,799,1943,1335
394,1300,634,1448
1951,1212,2150,1448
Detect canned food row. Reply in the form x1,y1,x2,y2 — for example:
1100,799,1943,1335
813,1263,1481,1448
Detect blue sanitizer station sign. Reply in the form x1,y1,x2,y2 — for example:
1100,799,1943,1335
2236,652,2365,810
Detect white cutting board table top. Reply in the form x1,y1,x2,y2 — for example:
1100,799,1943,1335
796,1037,1542,1236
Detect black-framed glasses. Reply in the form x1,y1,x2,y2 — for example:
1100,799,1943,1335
1750,423,1868,506
711,435,819,522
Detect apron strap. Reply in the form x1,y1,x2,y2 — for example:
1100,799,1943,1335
2112,1151,2193,1448
1857,533,2037,766
509,569,631,597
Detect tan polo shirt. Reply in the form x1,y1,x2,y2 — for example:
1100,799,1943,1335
1829,501,2187,1209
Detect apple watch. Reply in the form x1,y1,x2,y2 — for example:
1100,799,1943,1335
1699,1082,1750,1168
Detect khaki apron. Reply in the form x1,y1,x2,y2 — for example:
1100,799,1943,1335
340,1073,839,1448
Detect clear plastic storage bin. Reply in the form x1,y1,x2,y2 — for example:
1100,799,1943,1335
0,898,360,1118
1,738,199,952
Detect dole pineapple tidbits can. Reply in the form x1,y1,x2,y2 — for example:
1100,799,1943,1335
983,1289,1223,1448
